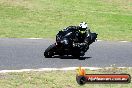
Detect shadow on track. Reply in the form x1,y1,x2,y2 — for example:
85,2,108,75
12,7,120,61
52,56,92,60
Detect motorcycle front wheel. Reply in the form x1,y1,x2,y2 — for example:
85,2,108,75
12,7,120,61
44,43,56,58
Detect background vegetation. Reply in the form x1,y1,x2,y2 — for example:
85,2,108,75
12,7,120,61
0,0,132,41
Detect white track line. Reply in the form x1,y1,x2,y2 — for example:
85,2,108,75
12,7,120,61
97,40,103,42
0,67,129,73
119,41,129,42
27,38,43,39
0,67,100,73
26,38,130,43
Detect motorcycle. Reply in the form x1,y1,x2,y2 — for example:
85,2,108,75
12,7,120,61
44,30,98,58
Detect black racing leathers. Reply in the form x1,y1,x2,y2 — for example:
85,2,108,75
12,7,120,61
56,26,90,48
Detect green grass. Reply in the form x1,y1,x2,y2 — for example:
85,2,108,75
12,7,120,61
0,0,132,41
0,67,132,88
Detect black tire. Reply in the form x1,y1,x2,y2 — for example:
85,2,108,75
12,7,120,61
44,43,56,58
72,53,80,58
72,50,81,58
72,47,81,58
76,75,87,85
44,51,53,58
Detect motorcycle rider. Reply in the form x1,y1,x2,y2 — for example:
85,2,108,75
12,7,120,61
75,22,91,43
56,22,91,47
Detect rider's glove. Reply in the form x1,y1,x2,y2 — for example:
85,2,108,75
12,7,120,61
73,43,87,47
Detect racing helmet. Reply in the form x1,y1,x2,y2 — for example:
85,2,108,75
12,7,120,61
79,22,88,34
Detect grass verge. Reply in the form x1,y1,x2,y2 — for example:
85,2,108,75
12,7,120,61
0,67,132,88
0,0,132,41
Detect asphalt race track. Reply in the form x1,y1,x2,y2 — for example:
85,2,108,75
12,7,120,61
0,38,132,70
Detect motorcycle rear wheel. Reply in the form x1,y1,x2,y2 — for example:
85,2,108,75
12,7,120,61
72,53,80,58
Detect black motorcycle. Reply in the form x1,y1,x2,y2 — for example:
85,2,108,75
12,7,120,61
44,30,97,58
